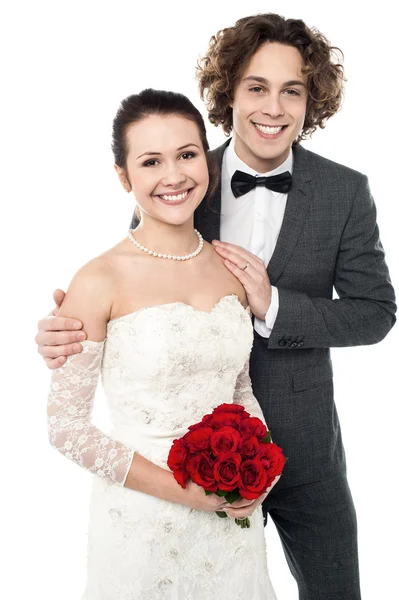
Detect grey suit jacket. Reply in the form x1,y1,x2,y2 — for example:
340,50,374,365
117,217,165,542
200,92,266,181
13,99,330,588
193,140,396,488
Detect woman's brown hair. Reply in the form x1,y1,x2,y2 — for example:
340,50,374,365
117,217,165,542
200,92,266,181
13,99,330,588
196,13,345,141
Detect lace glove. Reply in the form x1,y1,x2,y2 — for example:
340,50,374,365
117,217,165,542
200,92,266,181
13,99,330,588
47,340,134,485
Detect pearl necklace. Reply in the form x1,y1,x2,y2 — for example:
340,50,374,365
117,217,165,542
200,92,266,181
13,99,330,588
128,228,204,261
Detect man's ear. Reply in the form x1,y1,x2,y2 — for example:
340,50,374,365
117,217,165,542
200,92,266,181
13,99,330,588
114,165,131,193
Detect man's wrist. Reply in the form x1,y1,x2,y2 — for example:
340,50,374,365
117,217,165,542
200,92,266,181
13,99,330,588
265,286,279,328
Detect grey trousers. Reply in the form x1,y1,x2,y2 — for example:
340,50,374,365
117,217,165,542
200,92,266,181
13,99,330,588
263,471,361,600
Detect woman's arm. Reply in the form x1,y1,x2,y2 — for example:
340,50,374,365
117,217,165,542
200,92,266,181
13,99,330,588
225,359,281,519
47,258,134,483
48,339,134,484
233,359,267,425
48,259,228,512
48,338,228,512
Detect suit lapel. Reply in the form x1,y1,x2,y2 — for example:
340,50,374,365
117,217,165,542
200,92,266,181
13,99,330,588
194,139,230,242
267,144,313,284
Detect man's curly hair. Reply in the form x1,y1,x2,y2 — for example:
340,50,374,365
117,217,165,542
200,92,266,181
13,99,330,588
196,13,345,141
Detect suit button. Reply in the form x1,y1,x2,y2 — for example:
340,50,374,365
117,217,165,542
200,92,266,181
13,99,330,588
297,341,304,347
278,340,287,347
291,342,298,348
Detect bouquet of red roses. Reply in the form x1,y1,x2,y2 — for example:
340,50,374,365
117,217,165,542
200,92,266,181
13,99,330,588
167,403,286,528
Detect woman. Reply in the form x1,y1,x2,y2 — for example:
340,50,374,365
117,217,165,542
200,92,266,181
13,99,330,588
47,88,278,599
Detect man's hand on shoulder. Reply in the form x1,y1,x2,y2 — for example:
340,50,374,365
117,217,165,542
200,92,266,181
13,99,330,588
35,289,87,370
212,241,272,319
35,258,113,370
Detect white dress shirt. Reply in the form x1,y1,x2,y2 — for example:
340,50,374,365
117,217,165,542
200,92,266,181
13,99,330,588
220,139,293,338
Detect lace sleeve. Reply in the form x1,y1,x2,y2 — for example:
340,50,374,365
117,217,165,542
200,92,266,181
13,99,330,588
233,360,267,426
47,340,135,485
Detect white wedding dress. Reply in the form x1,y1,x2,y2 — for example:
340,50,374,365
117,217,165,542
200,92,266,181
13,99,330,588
48,294,277,600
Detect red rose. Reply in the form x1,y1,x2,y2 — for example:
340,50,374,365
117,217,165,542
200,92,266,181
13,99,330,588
187,452,218,492
259,443,285,479
167,438,188,470
239,434,261,458
210,426,241,456
167,439,190,489
184,426,213,452
188,413,213,432
214,452,242,491
209,411,243,430
239,458,269,500
239,417,267,440
213,403,250,417
172,466,190,488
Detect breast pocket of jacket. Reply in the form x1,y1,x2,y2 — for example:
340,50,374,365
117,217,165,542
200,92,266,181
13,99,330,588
292,360,333,392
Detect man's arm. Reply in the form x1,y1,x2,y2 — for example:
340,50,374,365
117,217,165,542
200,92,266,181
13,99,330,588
268,174,396,349
213,174,396,349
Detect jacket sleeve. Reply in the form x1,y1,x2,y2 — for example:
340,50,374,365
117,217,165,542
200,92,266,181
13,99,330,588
47,340,135,485
268,174,396,350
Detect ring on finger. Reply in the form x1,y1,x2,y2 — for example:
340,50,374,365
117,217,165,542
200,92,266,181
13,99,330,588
241,261,250,271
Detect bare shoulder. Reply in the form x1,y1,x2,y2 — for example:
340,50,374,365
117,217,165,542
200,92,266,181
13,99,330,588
66,253,116,298
59,254,117,341
68,237,135,291
203,242,247,308
98,237,143,272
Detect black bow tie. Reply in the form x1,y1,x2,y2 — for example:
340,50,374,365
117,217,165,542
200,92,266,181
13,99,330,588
231,169,292,198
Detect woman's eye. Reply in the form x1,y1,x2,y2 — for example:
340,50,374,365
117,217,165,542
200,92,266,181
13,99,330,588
143,159,159,167
180,152,197,160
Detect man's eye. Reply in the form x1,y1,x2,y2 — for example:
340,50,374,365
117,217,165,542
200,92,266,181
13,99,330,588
284,89,300,96
249,86,264,93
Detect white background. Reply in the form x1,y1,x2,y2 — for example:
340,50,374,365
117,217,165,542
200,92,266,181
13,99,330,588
1,1,398,598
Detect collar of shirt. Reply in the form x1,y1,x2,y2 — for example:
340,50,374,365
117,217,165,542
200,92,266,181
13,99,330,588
225,138,293,198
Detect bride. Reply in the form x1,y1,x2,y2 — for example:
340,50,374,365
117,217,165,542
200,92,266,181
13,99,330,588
47,88,278,599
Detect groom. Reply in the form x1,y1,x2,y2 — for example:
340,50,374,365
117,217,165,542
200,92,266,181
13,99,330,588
35,13,396,600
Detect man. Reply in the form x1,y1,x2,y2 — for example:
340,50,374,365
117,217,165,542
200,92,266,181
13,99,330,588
35,14,396,600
